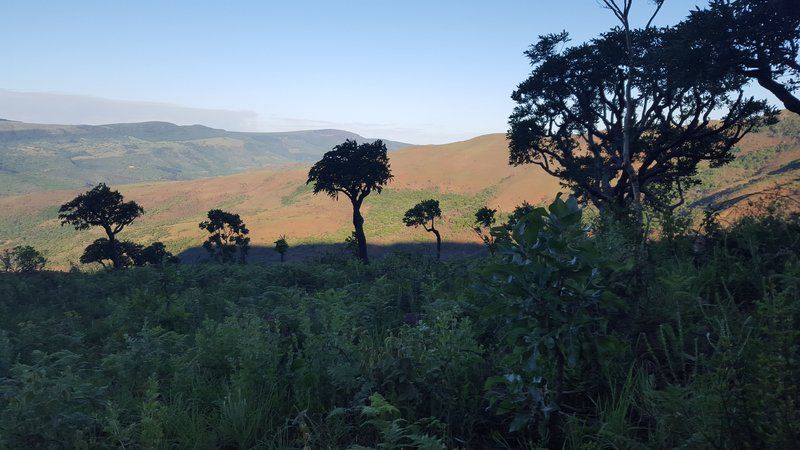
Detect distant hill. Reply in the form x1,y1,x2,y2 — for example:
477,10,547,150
0,120,410,195
0,114,797,268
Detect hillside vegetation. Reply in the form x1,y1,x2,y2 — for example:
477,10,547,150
1,115,798,269
1,202,798,448
0,120,409,195
2,0,799,447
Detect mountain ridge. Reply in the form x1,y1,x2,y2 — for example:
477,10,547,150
0,119,411,195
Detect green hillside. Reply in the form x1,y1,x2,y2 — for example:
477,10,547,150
0,120,409,195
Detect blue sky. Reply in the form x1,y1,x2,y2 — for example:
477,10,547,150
0,0,773,143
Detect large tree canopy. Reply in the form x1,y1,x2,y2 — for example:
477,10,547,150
58,183,143,233
508,28,776,213
680,0,800,114
58,183,144,269
307,139,392,263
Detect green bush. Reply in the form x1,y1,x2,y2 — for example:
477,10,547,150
0,207,798,448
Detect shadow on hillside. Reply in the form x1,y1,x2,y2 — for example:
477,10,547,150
176,241,487,264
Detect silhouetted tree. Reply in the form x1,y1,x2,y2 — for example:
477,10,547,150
505,202,537,229
58,183,143,269
79,239,144,268
199,209,250,263
474,206,498,255
136,242,179,266
403,199,443,260
0,246,46,273
599,0,666,224
80,239,116,268
274,235,289,262
679,0,800,114
508,27,776,217
307,140,393,263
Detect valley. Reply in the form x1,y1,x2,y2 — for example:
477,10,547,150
1,114,798,269
0,119,409,195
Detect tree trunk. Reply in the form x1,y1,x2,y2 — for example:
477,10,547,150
432,228,441,261
280,253,285,263
352,200,369,263
105,227,122,269
621,17,643,228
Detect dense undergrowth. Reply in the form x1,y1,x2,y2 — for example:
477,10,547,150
0,204,798,449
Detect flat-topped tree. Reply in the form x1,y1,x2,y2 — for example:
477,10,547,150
307,139,392,263
403,199,443,260
58,183,143,269
199,209,250,264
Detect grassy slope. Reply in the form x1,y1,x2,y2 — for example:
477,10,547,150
690,113,800,214
1,116,798,268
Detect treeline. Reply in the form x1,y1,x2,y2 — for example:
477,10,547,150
5,140,474,269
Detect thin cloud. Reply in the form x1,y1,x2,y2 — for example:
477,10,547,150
0,90,260,131
0,90,491,144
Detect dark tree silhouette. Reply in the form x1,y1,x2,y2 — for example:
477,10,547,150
508,28,776,216
199,209,250,264
58,183,144,269
679,0,800,115
474,206,498,255
137,242,179,266
78,239,175,268
0,246,46,273
79,239,115,268
307,140,393,263
79,239,139,268
274,235,289,262
403,199,443,260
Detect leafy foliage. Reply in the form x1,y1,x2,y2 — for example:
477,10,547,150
504,201,536,229
508,28,777,212
473,206,498,255
0,205,798,447
0,246,46,273
198,209,250,264
403,199,443,260
679,0,800,114
481,194,625,444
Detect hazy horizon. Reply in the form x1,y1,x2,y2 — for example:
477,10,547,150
2,0,771,144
